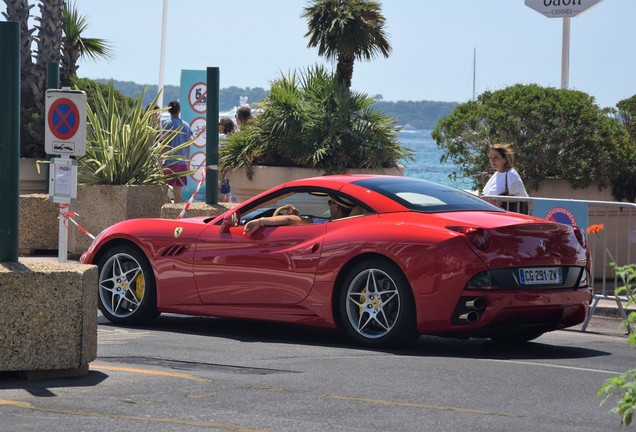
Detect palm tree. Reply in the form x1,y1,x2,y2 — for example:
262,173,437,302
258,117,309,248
2,0,35,92
220,66,411,175
61,0,113,86
2,0,112,157
302,0,391,88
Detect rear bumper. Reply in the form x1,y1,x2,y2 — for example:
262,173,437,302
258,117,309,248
429,287,592,337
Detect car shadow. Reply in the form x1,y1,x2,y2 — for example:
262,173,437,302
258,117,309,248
101,313,612,361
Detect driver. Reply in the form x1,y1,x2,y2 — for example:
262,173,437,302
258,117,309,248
243,204,304,235
243,195,356,235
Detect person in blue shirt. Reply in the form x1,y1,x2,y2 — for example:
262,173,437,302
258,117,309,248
162,101,192,203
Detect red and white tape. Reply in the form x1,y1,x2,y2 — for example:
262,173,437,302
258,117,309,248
59,204,96,240
176,164,217,219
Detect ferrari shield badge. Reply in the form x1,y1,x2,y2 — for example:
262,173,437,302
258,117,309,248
174,227,183,238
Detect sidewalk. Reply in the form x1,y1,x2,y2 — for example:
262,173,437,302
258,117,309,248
592,297,634,319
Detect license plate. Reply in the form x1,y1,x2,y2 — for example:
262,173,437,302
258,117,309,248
519,267,563,285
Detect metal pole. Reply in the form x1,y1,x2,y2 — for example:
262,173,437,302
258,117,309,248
561,17,570,89
472,47,476,101
157,0,169,108
206,67,219,205
0,22,20,263
46,62,60,194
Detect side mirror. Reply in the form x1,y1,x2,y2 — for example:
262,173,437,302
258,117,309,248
220,211,240,234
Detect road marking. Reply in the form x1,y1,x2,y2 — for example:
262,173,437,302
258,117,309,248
325,394,520,417
188,392,218,399
242,386,286,392
476,358,621,375
0,399,269,431
89,364,213,383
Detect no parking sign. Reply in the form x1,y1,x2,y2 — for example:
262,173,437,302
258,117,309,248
45,89,87,157
534,200,588,228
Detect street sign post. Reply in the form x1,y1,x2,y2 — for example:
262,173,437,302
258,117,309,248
525,0,603,90
45,88,87,157
44,88,86,263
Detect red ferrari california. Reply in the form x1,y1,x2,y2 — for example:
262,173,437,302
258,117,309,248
80,175,592,348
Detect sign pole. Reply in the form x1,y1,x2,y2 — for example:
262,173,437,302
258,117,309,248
45,89,86,262
0,22,20,263
58,203,68,263
561,17,570,89
525,0,602,91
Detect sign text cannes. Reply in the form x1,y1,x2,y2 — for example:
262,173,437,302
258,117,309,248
525,0,602,18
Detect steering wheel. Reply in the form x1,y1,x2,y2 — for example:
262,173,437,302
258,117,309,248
273,205,289,216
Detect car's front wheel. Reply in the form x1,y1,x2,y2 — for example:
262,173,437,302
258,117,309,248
97,244,159,324
339,258,417,348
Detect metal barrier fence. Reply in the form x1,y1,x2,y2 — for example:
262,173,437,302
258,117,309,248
484,195,636,331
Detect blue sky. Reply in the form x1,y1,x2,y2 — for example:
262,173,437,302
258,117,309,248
65,0,636,108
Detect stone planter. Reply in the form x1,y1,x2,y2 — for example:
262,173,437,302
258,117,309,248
19,194,59,253
228,165,405,203
19,158,47,194
68,185,167,254
0,260,97,378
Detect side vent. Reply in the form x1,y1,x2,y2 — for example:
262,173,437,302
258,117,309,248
162,245,188,257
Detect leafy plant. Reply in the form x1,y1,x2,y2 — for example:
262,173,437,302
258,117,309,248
79,82,194,186
219,65,412,178
432,84,628,194
590,224,636,426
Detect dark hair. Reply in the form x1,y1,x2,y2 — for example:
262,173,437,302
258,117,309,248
236,105,252,123
219,117,235,135
168,100,180,116
489,143,515,169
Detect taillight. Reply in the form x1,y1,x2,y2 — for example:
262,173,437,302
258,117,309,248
447,226,490,251
572,226,586,248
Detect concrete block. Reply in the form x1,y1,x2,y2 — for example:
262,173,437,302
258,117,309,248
19,194,58,252
0,260,98,375
69,185,167,254
160,202,235,219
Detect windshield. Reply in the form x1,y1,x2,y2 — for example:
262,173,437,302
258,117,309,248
353,177,503,213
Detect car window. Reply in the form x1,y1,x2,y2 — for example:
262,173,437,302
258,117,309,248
237,190,332,225
353,177,503,213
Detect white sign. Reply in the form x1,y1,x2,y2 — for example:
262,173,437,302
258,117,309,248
48,156,78,204
525,0,602,18
45,89,87,156
188,82,207,114
190,117,207,148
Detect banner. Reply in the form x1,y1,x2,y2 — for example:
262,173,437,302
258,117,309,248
180,70,207,202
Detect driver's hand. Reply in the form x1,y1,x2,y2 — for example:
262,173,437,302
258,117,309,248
243,219,261,235
282,204,299,215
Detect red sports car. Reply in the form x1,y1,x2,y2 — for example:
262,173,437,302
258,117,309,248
80,175,592,348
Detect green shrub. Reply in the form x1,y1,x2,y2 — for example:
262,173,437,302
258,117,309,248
219,65,412,177
78,81,193,186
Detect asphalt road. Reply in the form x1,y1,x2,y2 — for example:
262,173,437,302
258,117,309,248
0,314,633,432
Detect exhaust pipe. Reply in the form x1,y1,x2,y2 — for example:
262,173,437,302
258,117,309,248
465,298,485,310
458,311,480,324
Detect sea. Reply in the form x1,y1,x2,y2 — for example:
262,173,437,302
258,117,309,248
398,129,473,190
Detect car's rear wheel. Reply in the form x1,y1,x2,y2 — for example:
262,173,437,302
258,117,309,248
97,245,159,324
339,258,417,348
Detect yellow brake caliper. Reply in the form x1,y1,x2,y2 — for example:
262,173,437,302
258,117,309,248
134,273,145,300
359,287,367,315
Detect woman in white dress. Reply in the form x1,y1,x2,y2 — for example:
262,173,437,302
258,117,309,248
482,143,528,212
